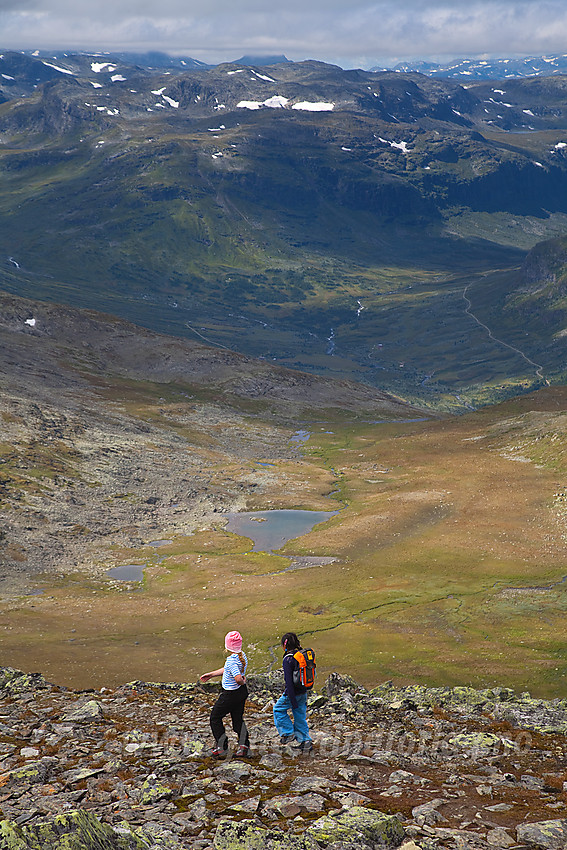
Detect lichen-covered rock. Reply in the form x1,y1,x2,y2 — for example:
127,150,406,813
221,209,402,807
448,732,505,752
306,807,405,847
0,810,147,849
8,760,52,784
139,774,174,805
365,680,567,734
63,699,104,722
486,827,516,847
132,822,184,849
214,761,252,781
263,795,303,818
214,808,403,849
289,776,333,794
245,672,284,698
308,694,328,709
323,673,365,698
411,799,447,826
228,794,261,814
213,818,315,849
0,667,51,696
182,738,206,757
516,819,567,849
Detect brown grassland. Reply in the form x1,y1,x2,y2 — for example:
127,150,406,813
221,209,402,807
2,381,567,698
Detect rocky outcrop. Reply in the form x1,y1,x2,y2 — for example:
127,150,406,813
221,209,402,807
214,808,405,849
0,668,566,848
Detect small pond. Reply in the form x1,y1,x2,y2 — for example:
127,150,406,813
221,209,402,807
290,430,310,445
106,564,145,582
223,509,338,553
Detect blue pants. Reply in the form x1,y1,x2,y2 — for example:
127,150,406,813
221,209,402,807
273,692,311,743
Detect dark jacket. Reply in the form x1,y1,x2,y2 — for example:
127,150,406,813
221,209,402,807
283,651,304,709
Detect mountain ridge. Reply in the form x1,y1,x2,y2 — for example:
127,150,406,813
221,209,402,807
2,54,567,407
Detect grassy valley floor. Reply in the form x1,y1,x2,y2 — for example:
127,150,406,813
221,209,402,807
2,371,567,698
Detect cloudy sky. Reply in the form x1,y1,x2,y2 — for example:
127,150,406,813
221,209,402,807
2,0,567,68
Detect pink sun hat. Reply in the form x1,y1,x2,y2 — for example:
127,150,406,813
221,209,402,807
225,630,243,652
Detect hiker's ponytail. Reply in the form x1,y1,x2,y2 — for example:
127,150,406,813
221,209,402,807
237,651,246,673
281,632,301,653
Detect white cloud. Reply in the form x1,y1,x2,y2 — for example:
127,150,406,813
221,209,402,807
2,0,567,67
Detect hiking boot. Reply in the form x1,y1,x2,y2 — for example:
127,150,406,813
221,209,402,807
235,744,251,758
292,740,313,753
208,746,228,758
280,734,295,745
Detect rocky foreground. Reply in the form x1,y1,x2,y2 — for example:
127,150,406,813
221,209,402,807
1,669,567,849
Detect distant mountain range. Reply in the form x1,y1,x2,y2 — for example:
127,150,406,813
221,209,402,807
16,49,567,80
378,54,567,80
2,50,567,409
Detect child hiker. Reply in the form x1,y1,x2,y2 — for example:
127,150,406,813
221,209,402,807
273,631,313,753
199,630,250,757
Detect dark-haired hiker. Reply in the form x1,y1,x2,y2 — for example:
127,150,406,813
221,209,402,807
200,630,250,757
273,631,313,753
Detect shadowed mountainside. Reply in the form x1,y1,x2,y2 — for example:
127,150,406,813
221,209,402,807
3,55,567,407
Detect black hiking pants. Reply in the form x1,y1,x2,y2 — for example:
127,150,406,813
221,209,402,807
210,684,250,750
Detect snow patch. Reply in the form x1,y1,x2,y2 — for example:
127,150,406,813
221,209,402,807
486,97,513,107
237,95,289,110
555,142,567,149
292,101,334,111
2,74,14,81
264,95,288,108
379,137,411,153
91,62,117,74
111,74,126,82
253,71,276,82
162,95,179,108
523,109,535,116
227,69,245,75
151,87,166,95
25,318,36,327
90,81,103,88
42,61,74,75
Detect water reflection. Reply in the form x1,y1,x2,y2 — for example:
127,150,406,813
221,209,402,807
223,509,337,553
106,564,145,582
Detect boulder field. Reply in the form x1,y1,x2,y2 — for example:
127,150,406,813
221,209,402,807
0,667,567,849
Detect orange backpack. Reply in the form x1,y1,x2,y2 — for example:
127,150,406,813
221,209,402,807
291,648,316,690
